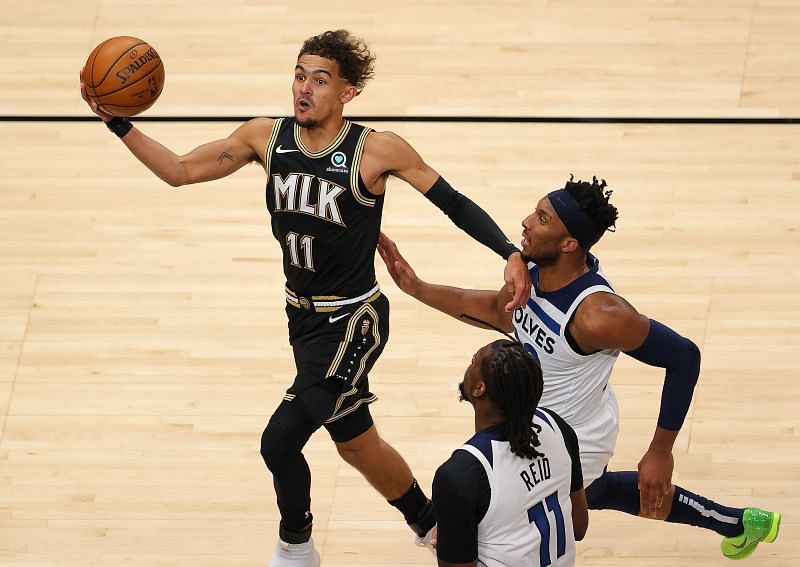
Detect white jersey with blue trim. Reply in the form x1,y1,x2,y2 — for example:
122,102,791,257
513,255,620,484
459,409,577,567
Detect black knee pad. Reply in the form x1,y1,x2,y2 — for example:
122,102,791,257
260,420,293,472
260,401,318,472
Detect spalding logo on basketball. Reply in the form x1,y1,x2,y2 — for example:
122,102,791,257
83,36,165,117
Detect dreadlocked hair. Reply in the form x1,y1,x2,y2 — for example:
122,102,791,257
564,174,619,237
481,339,545,460
299,30,376,92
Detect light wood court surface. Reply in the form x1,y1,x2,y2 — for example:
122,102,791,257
1,2,799,566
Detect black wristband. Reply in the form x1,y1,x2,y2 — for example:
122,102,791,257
105,116,133,138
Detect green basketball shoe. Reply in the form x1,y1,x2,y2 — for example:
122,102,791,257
721,507,781,560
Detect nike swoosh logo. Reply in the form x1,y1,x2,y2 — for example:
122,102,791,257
328,312,351,324
729,539,750,549
276,145,299,154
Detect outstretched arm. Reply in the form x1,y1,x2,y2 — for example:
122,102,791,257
377,233,514,333
570,293,701,519
80,68,268,187
365,131,530,310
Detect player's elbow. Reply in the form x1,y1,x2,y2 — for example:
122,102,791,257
574,526,587,542
163,167,189,188
680,338,701,386
570,489,589,541
164,158,195,187
573,515,588,541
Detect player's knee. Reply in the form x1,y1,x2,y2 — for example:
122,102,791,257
260,420,292,472
335,440,365,466
586,470,622,509
335,433,379,467
585,472,610,509
586,470,641,515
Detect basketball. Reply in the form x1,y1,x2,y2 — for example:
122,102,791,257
83,36,165,117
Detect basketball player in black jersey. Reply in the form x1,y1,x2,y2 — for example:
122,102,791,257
80,29,530,566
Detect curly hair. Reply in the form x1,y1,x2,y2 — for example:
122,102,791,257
564,175,619,239
299,30,376,91
481,340,545,460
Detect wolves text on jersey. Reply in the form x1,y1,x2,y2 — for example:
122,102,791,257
514,308,556,354
273,172,346,226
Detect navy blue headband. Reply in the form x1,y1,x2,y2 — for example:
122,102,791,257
547,189,602,249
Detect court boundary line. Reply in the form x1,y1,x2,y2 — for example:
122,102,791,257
1,115,799,124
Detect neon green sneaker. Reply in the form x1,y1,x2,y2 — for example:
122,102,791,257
721,507,781,560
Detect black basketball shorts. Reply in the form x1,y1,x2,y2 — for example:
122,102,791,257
283,293,389,439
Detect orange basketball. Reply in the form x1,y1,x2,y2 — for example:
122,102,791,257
83,36,165,117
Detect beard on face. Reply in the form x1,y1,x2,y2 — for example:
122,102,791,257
528,248,559,267
296,117,318,129
458,381,467,402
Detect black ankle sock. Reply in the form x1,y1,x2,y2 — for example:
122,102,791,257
408,498,436,537
279,519,313,544
388,479,433,534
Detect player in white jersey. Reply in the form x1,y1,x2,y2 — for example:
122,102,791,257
379,176,781,561
433,339,588,567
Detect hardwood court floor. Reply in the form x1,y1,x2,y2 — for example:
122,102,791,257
0,121,797,565
3,0,800,564
4,0,800,117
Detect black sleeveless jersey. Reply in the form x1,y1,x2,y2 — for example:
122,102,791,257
264,118,385,298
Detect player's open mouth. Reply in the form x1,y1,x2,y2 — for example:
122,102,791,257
297,99,312,111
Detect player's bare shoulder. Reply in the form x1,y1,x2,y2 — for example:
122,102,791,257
358,129,403,192
360,129,434,193
575,292,639,329
235,117,276,163
363,129,404,153
361,130,418,172
572,292,649,351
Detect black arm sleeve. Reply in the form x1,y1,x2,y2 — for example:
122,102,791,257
541,408,584,492
432,450,490,564
424,176,520,260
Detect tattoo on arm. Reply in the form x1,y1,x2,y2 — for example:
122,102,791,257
217,151,234,165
